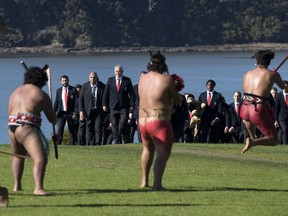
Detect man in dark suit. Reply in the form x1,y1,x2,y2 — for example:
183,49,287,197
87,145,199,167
131,71,147,143
228,91,248,143
198,79,223,143
54,75,77,145
171,94,189,143
102,65,135,144
274,81,288,144
270,87,282,143
79,72,106,145
73,84,82,145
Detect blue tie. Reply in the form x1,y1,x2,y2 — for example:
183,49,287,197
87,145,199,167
92,86,96,95
92,86,96,108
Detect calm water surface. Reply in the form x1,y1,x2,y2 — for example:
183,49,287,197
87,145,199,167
1,51,287,144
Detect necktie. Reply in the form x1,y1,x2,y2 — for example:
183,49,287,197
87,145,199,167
285,95,288,106
207,92,211,106
92,86,96,96
235,103,239,115
117,79,121,92
92,86,96,108
64,88,68,111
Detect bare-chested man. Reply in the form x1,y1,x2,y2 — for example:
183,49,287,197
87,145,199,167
138,51,182,191
8,66,57,195
240,50,286,153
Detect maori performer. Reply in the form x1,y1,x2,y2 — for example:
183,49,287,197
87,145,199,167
8,66,57,195
138,51,183,191
240,50,286,153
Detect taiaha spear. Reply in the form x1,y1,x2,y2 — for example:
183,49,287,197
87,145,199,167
45,65,59,159
274,55,288,72
0,150,31,160
20,61,28,71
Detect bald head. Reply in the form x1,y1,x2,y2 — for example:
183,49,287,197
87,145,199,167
89,72,99,85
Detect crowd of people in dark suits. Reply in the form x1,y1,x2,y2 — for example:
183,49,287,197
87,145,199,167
53,66,137,145
53,68,288,146
172,80,249,145
176,79,288,145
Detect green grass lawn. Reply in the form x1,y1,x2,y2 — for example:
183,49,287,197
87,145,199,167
1,143,288,216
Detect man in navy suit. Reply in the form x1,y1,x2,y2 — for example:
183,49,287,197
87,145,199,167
198,79,223,143
228,91,248,143
102,65,135,144
130,71,147,143
54,75,77,145
79,72,106,145
274,81,288,144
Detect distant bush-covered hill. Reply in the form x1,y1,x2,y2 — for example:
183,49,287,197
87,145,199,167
0,0,287,48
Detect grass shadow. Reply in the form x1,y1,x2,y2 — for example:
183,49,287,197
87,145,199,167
12,203,203,208
17,186,287,196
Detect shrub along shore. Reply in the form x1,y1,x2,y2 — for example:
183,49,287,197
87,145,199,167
1,43,288,55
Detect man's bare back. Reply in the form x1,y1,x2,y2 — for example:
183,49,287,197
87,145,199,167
138,71,182,124
8,84,55,121
242,67,284,99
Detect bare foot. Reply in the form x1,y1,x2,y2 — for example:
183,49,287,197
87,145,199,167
33,189,50,196
152,186,167,191
13,185,22,192
141,179,149,188
242,137,253,154
0,187,9,208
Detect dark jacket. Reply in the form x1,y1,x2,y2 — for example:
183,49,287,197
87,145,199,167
102,76,135,110
54,85,76,117
198,90,223,123
275,92,288,121
79,81,106,117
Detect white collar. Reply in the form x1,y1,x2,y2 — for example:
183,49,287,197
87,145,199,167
91,82,97,87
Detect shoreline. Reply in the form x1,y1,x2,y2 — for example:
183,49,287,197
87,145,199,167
0,43,288,55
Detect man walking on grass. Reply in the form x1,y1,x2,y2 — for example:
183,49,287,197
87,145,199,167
138,51,182,191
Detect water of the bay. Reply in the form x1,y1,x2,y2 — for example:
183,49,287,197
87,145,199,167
1,51,287,144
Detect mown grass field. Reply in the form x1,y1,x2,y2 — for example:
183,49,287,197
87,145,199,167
1,143,288,216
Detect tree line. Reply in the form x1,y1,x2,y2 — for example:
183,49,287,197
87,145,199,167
0,0,287,48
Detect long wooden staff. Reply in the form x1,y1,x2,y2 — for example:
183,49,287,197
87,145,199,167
0,150,31,160
20,61,28,71
275,55,288,71
45,66,58,159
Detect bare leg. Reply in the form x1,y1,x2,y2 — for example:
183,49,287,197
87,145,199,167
242,120,278,154
9,129,26,192
241,120,256,154
141,141,155,188
12,156,24,192
242,137,254,154
32,156,48,196
152,143,171,191
0,187,8,207
14,126,49,195
243,120,256,139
